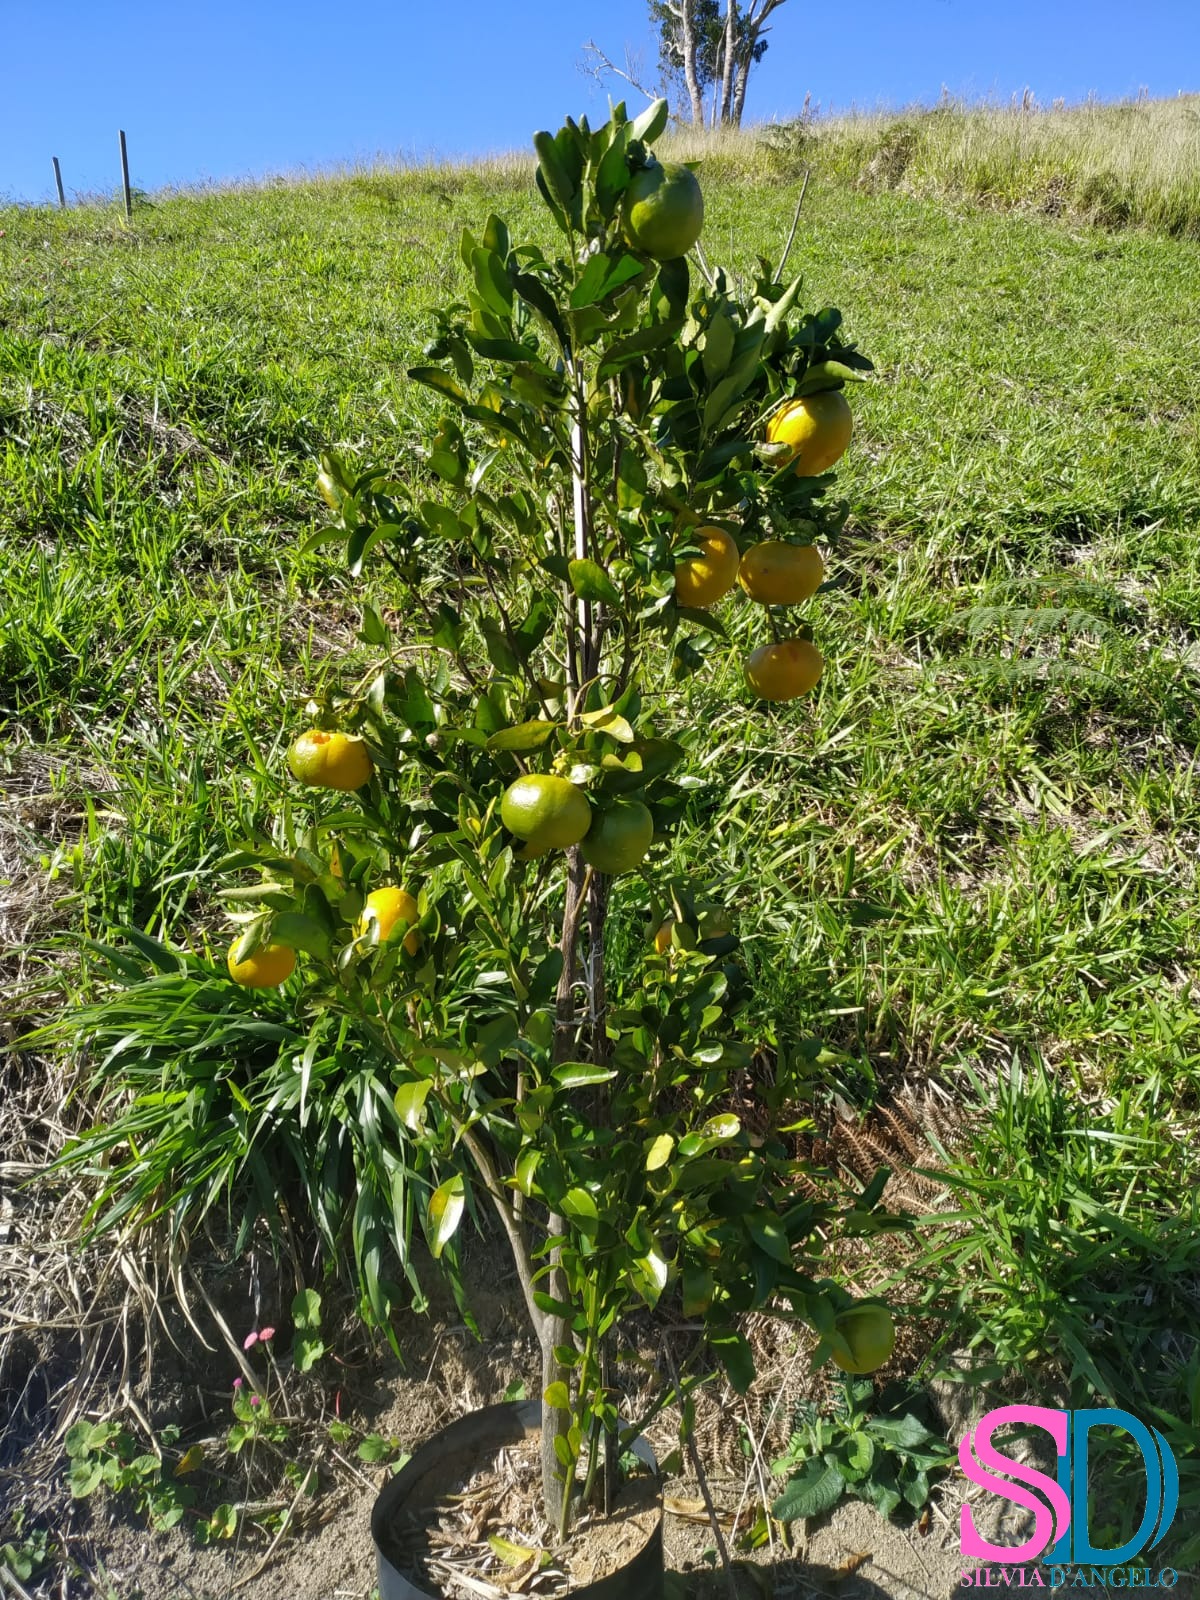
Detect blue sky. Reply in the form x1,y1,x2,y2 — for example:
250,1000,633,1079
5,1,1198,204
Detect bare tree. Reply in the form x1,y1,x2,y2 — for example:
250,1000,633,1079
583,1,789,129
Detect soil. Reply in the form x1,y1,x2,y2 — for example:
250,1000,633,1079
5,1186,1195,1599
376,1421,659,1598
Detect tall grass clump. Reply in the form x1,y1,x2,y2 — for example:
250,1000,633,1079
761,93,1200,238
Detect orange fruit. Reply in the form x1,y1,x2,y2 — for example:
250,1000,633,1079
622,162,704,260
739,541,824,606
501,775,592,851
831,1304,895,1375
287,730,373,792
766,392,852,477
745,638,824,702
357,887,421,956
580,801,654,875
227,939,296,989
674,527,740,608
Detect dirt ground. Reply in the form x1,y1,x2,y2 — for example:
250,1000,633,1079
3,1212,1133,1600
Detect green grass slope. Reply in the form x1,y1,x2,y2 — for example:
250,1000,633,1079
2,144,1199,1552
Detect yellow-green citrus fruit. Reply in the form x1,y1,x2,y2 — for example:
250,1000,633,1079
227,940,296,989
622,162,704,260
674,527,740,608
831,1304,895,1375
501,774,593,851
287,729,373,791
357,886,420,956
745,638,824,702
739,541,824,606
766,391,853,477
580,800,654,875
654,919,675,954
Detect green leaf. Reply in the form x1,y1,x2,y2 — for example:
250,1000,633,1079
571,253,611,310
394,1079,432,1131
796,360,868,393
600,255,646,299
208,1503,238,1540
772,1461,846,1522
291,1287,322,1330
701,313,735,384
534,131,576,214
293,1333,325,1373
470,247,513,318
543,1381,571,1410
568,558,621,605
631,1247,669,1308
554,1061,618,1088
681,1261,713,1316
407,366,468,403
269,912,331,962
710,1331,755,1393
645,1133,674,1171
486,720,558,753
631,98,669,143
845,1431,875,1476
560,1187,600,1235
746,1210,792,1265
359,602,388,646
579,706,635,742
427,1174,465,1259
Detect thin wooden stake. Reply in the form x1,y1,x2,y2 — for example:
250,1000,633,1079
52,156,66,209
118,129,132,220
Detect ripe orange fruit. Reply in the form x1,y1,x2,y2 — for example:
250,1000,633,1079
654,904,730,953
622,162,704,260
227,939,296,989
739,541,824,607
287,730,373,792
674,527,740,608
745,638,824,702
831,1304,895,1375
357,887,420,956
501,774,592,851
580,800,654,875
766,392,852,477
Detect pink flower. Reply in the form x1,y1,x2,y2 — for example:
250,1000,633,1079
233,1377,243,1390
243,1331,258,1350
250,1395,261,1408
259,1326,275,1343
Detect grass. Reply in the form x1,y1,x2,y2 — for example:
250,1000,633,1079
753,92,1200,239
2,114,1199,1571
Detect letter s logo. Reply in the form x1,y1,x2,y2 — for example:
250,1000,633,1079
959,1404,1072,1561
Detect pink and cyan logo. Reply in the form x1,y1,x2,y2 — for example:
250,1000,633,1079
960,1404,1178,1565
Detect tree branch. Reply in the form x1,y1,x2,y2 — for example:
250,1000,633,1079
579,40,661,106
458,1124,544,1343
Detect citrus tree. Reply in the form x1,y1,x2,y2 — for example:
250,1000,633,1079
74,100,891,1537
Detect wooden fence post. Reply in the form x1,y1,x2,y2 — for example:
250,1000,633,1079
52,157,66,209
119,129,132,220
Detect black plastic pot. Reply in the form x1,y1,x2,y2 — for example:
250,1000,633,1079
372,1400,663,1600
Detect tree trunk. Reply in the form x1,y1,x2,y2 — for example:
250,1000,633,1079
731,47,752,127
676,1,707,127
541,847,588,1525
719,2,739,125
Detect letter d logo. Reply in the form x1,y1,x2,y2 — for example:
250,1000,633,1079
1049,1408,1178,1564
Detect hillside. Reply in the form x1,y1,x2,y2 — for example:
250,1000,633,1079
2,109,1199,1591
